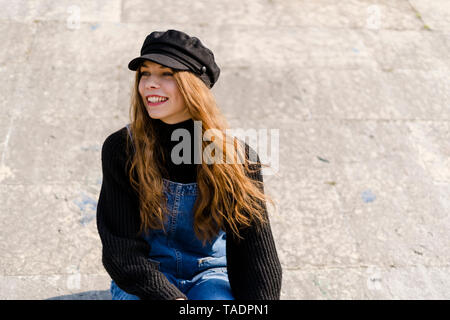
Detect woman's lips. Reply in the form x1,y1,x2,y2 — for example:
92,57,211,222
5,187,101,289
147,99,168,107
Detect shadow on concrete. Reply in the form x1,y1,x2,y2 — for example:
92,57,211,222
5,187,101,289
46,290,111,300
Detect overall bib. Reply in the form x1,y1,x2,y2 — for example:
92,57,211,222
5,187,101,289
110,177,234,300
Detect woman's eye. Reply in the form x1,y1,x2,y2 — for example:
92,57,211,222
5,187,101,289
140,72,172,77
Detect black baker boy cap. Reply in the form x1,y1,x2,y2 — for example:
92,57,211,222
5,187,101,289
128,29,220,89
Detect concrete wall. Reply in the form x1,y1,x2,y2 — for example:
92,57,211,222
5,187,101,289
0,0,449,299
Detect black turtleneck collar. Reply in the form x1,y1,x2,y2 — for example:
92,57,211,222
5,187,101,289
155,118,194,138
154,118,198,184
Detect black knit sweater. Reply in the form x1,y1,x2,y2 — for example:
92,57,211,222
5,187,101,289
96,119,282,300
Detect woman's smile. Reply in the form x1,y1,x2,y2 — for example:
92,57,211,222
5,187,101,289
146,94,169,107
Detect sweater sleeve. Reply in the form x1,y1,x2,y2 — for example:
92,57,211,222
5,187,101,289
226,143,283,300
96,128,187,300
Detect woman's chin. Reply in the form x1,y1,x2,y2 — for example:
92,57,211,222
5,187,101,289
147,110,167,119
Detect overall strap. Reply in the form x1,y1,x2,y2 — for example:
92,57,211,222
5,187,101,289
125,123,136,153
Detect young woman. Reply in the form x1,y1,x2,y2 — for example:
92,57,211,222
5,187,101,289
96,29,282,300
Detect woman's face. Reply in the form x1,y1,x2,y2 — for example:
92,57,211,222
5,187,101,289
138,60,191,124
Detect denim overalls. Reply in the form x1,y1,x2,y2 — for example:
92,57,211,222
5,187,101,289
110,125,234,300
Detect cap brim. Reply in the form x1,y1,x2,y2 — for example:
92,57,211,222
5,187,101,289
128,53,190,71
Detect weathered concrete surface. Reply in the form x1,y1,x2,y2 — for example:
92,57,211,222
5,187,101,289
0,0,449,299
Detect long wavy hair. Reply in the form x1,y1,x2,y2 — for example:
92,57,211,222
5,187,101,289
126,67,276,244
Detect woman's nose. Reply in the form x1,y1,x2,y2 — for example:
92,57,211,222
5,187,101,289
144,77,160,89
